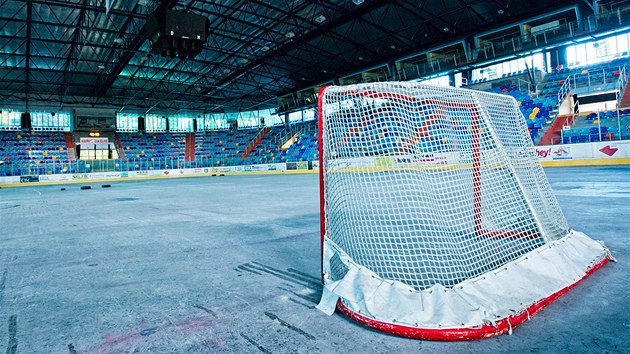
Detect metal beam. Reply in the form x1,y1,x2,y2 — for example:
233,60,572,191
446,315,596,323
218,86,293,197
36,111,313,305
197,0,391,103
60,0,88,109
15,0,135,18
96,0,180,97
24,0,32,105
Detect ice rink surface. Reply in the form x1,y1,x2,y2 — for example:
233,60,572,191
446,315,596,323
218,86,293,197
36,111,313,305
0,166,628,353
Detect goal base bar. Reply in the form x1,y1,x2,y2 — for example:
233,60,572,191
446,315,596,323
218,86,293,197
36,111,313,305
335,255,610,341
318,230,612,340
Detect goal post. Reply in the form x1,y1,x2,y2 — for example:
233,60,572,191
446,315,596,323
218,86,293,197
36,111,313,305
316,82,612,340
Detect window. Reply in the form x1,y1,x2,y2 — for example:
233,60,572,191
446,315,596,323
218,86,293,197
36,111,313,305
145,114,167,132
617,33,629,54
29,111,72,131
168,114,194,132
237,111,261,128
303,108,316,122
471,53,546,82
454,72,463,87
419,74,451,87
0,110,23,130
565,31,630,67
201,113,229,130
116,113,139,132
288,111,302,123
256,109,284,127
264,113,284,126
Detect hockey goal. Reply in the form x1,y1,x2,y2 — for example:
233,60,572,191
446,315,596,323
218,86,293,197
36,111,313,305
316,82,612,340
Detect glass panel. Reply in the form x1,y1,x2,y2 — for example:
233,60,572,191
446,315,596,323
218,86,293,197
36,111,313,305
168,115,194,132
618,33,629,54
419,74,450,86
566,45,577,66
116,113,139,132
303,108,316,122
288,111,302,123
237,112,260,128
146,114,167,132
264,113,284,127
575,44,587,65
29,110,72,131
203,113,229,130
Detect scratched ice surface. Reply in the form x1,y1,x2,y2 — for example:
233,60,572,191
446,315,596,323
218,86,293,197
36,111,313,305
0,168,627,353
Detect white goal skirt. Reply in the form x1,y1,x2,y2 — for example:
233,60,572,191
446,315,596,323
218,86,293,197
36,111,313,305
316,82,612,340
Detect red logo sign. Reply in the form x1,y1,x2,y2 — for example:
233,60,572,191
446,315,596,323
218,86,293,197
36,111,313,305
599,145,618,156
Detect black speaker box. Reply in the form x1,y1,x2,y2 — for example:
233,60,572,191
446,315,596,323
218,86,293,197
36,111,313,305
144,9,209,59
21,112,31,130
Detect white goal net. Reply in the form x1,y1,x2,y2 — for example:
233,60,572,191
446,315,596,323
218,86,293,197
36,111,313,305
317,82,612,340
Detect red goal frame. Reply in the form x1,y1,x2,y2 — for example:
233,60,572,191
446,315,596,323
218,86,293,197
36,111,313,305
317,86,610,340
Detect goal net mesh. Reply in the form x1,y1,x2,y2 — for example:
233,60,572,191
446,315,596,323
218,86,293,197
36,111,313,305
318,82,611,339
320,82,569,291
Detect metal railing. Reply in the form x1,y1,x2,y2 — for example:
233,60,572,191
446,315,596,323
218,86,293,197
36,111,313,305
516,78,536,94
0,154,312,177
617,66,628,108
557,73,574,106
396,7,630,82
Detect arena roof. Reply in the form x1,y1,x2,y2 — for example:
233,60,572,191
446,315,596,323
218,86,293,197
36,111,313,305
0,0,591,112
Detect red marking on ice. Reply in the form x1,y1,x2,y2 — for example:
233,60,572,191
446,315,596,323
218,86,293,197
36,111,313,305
177,317,211,334
599,145,618,156
98,330,142,353
92,315,217,353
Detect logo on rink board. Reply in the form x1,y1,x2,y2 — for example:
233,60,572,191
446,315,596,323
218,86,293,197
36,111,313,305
599,145,618,157
20,175,39,183
552,146,571,159
375,156,393,168
535,148,552,158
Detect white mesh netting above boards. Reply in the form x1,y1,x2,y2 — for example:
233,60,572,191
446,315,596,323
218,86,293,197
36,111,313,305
316,82,612,340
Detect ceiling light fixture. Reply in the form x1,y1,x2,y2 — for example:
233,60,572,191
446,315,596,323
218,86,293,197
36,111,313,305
315,15,326,23
352,0,364,4
443,27,449,32
97,64,105,70
285,31,295,38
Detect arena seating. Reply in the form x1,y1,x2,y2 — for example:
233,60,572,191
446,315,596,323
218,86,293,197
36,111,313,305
272,121,318,163
194,129,256,166
484,85,555,141
468,69,528,85
245,126,290,164
562,109,630,144
0,131,70,176
541,56,630,96
118,132,187,169
4,59,630,176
